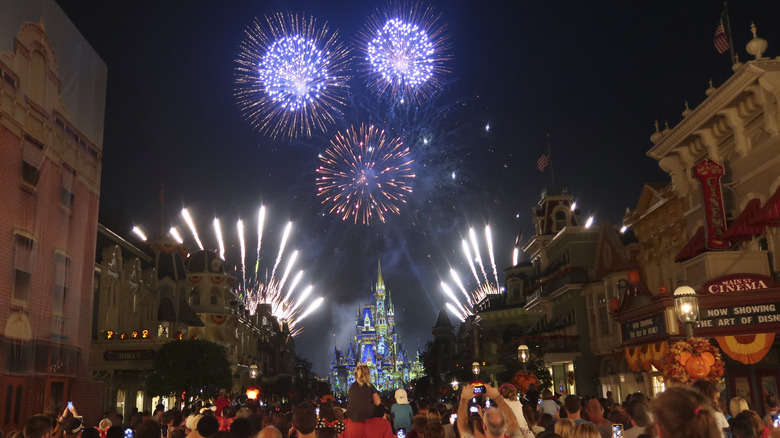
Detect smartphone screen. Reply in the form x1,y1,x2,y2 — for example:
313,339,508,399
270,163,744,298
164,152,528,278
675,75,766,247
537,399,542,406
449,414,457,424
469,406,478,414
67,401,74,410
473,385,485,394
124,428,133,438
315,407,320,416
485,400,491,408
397,428,406,438
773,416,780,428
612,424,623,438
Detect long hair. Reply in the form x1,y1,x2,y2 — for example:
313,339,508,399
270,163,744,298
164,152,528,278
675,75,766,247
354,364,371,386
650,386,722,438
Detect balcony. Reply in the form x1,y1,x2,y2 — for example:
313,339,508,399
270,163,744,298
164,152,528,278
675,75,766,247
682,250,770,288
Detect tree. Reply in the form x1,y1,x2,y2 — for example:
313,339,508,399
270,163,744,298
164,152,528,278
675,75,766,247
146,339,232,402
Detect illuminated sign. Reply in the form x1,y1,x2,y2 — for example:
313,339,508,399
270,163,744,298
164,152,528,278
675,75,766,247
104,350,155,361
692,159,730,250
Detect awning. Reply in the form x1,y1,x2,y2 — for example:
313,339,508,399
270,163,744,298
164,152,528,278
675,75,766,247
716,333,775,365
179,299,205,327
724,199,765,241
157,297,205,327
753,186,780,225
675,226,706,262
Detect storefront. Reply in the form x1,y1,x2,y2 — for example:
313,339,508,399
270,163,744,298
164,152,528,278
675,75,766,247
611,273,780,415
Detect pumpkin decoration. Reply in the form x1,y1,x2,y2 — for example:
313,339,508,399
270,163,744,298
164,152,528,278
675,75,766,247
609,298,620,310
662,338,724,384
658,285,668,294
511,370,540,395
628,270,641,284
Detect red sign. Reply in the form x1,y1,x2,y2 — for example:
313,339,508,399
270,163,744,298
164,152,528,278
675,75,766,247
703,273,774,294
692,159,730,250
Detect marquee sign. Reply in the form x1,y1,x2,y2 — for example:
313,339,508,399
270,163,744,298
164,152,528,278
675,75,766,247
703,273,773,294
103,350,155,361
692,159,730,250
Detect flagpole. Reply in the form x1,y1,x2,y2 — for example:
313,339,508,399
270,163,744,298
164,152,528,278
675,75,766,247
546,132,556,187
722,2,736,68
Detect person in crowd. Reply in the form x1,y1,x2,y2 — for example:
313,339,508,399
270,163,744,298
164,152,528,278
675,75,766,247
168,430,185,438
536,433,563,438
730,398,750,420
540,413,555,431
624,400,650,438
763,395,780,427
650,386,722,438
499,384,531,432
257,426,282,438
62,417,83,438
562,396,590,425
189,415,219,438
97,419,112,438
341,404,394,438
521,405,544,436
81,428,99,438
605,392,614,408
572,422,601,438
525,385,540,408
408,414,429,438
134,420,161,438
229,418,252,438
214,390,231,418
692,379,730,436
346,364,381,423
25,415,54,438
424,422,445,438
104,426,124,438
585,398,610,437
731,411,759,438
554,418,574,438
606,409,630,434
219,406,237,432
456,383,533,438
289,402,317,438
739,410,768,438
539,389,560,419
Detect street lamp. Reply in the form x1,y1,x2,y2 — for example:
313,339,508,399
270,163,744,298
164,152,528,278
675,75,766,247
518,345,529,370
673,283,699,338
472,362,480,380
451,380,459,391
249,364,258,379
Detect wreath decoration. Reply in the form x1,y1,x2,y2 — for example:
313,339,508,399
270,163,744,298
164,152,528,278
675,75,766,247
511,370,540,395
662,337,725,384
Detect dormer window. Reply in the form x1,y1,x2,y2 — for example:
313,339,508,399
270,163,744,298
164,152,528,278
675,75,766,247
555,210,567,231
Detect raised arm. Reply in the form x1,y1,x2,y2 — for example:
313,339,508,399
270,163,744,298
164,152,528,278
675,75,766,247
485,384,519,433
457,384,474,436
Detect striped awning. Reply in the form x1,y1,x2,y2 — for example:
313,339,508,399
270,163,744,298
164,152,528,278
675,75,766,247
753,186,780,225
675,226,706,262
724,199,765,241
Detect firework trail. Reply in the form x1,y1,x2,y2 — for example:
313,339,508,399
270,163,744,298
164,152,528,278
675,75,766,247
255,205,265,276
448,268,472,307
445,302,465,323
234,13,351,140
360,2,449,101
181,208,204,250
485,225,499,286
316,124,415,225
169,227,184,244
214,218,226,261
237,219,247,291
468,228,489,284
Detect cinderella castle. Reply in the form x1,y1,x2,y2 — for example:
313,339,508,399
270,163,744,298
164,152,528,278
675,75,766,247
329,262,424,395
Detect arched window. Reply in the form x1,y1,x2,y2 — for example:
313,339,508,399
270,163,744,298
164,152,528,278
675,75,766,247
29,50,47,105
190,287,201,305
210,286,220,305
555,210,567,231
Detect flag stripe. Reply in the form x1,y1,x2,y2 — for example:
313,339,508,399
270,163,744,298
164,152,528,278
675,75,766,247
537,153,550,172
714,20,729,54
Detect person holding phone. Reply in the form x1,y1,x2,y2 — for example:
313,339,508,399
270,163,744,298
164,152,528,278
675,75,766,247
456,383,533,438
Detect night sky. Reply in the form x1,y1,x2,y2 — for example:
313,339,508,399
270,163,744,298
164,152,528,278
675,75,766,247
53,0,779,376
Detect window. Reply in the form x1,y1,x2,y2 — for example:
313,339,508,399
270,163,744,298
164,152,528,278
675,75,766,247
21,136,43,187
61,167,74,210
598,293,610,336
190,288,200,306
210,287,220,305
555,211,567,231
52,253,70,314
13,234,34,301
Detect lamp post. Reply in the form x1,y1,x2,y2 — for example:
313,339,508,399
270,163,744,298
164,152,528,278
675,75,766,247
673,283,699,338
517,345,529,370
472,362,480,381
249,364,258,380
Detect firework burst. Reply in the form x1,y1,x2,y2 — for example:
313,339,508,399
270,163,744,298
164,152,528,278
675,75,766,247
361,2,448,101
234,13,351,140
316,124,415,225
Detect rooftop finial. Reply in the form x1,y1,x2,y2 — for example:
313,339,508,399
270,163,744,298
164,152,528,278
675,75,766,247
706,79,716,96
650,120,663,144
682,101,692,117
746,22,768,59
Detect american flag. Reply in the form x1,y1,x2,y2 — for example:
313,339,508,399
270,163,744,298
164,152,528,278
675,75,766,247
714,19,729,54
537,153,550,172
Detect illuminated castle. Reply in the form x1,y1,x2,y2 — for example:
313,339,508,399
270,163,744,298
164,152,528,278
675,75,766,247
329,262,424,395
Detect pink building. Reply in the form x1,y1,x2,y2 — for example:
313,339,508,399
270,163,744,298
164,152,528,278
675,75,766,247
0,1,107,431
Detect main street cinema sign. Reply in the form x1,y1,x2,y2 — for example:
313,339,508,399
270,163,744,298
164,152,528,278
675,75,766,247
694,273,780,337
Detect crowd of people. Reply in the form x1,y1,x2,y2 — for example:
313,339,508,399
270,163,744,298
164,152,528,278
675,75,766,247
7,373,780,438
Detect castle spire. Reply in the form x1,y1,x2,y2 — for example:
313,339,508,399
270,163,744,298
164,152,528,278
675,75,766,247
377,259,384,289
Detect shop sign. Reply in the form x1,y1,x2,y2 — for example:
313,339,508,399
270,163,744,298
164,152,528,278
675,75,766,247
622,313,666,341
692,159,730,250
703,274,772,294
697,303,780,328
104,349,155,361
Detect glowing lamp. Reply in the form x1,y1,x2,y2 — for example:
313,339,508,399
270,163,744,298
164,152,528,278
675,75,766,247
518,345,529,364
673,284,699,338
451,380,459,391
471,361,480,378
249,364,258,379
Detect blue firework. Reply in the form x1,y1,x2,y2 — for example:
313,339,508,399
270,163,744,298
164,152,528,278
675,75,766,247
362,3,449,101
235,13,351,140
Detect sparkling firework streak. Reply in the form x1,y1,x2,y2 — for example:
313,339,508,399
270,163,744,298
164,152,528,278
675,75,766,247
234,13,350,139
214,218,226,261
169,206,320,336
181,209,204,250
316,124,415,225
361,3,449,100
446,302,466,323
237,219,247,291
169,227,184,244
441,224,503,314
